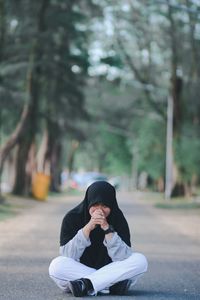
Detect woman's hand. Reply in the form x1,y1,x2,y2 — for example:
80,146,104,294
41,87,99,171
91,208,109,230
82,209,109,238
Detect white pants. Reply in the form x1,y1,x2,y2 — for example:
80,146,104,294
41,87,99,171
49,253,148,294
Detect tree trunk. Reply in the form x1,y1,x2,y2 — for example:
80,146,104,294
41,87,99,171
0,104,30,176
185,0,200,78
50,142,62,192
12,0,50,196
167,2,184,197
12,66,39,195
0,0,6,200
165,96,174,199
0,104,31,200
68,140,79,174
43,124,62,193
12,138,33,195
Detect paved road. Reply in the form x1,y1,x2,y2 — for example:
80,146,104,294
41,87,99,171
0,192,199,300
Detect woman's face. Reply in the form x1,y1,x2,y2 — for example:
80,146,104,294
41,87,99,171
89,203,111,218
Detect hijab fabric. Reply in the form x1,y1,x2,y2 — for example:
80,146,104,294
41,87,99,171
60,181,131,269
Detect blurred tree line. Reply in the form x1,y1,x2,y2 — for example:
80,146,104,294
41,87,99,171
0,0,200,198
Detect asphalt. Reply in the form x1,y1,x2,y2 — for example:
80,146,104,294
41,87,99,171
0,191,199,300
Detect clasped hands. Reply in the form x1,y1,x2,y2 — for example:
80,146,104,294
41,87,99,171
84,209,109,236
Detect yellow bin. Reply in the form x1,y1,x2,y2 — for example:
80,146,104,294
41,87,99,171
32,172,51,201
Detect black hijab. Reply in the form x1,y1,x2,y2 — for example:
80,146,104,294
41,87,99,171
60,181,131,269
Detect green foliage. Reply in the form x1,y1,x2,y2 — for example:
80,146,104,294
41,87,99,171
155,201,200,210
136,118,166,181
74,123,132,175
96,125,132,174
0,0,91,142
175,131,200,182
0,203,16,221
1,0,200,195
100,55,123,68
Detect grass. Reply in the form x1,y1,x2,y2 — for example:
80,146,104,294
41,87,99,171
0,188,83,222
0,202,17,221
155,200,200,210
137,191,163,203
137,190,200,210
0,194,32,222
49,188,84,197
64,188,84,196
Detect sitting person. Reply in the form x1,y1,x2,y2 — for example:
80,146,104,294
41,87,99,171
49,181,148,297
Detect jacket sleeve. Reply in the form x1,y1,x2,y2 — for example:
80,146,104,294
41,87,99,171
59,229,91,261
103,232,133,261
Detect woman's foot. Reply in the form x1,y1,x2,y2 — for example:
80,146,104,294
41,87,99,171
110,279,131,295
68,278,93,297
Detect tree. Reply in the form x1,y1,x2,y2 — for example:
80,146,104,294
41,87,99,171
0,0,92,195
76,0,200,196
12,0,50,195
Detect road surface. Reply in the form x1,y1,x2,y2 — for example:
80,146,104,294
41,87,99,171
0,191,199,300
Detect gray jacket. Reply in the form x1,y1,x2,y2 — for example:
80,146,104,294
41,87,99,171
60,229,133,262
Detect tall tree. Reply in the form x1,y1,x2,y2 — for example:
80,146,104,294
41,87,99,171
13,0,50,195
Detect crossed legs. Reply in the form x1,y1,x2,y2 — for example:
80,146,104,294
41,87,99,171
49,252,148,294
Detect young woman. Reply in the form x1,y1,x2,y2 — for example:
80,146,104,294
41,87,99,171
49,181,148,297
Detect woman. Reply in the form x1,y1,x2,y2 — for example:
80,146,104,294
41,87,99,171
49,181,148,297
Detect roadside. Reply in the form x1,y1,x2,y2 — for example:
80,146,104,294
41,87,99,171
1,190,200,241
0,188,83,222
0,194,38,222
134,191,200,241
